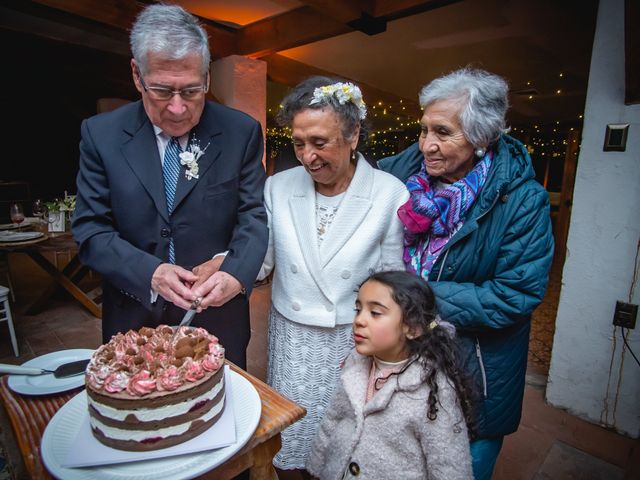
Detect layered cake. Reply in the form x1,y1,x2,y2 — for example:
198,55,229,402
85,325,226,451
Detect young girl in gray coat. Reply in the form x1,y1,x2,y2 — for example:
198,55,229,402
306,271,474,479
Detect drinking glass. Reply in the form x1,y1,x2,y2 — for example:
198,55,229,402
9,203,25,231
32,199,46,231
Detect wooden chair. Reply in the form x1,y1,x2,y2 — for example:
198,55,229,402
0,252,15,302
0,284,18,356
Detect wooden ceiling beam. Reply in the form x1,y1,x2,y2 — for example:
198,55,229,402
373,0,463,21
295,1,459,25
263,53,420,112
238,0,463,58
11,0,464,66
0,1,130,56
295,1,374,24
30,0,142,31
27,0,237,58
237,6,352,58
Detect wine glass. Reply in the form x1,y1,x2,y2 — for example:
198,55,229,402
32,199,46,231
9,203,25,231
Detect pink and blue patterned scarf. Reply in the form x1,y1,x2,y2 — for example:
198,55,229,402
397,151,492,277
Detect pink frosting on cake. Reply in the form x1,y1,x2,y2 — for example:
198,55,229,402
202,354,222,372
183,358,205,382
157,366,182,391
104,371,129,393
86,325,225,396
126,370,156,396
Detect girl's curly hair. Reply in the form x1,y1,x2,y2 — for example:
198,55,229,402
365,270,476,438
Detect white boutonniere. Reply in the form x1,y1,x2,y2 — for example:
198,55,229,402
179,139,209,180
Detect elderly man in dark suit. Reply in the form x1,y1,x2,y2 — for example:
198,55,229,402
72,4,268,369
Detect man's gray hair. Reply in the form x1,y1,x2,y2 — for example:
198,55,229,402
130,4,210,76
418,68,509,147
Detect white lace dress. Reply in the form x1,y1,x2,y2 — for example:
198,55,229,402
267,191,355,470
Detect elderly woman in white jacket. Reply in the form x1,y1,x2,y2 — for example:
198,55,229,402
258,76,408,474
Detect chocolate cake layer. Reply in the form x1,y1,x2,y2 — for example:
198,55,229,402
88,386,225,430
91,402,226,451
86,366,224,409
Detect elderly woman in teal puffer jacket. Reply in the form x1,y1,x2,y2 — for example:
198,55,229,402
379,68,554,480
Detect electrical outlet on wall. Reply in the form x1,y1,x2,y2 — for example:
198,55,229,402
613,301,638,329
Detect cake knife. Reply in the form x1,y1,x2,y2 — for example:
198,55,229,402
174,297,202,336
0,359,90,378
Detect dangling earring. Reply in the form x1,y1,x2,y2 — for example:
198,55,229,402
475,147,486,158
351,150,356,161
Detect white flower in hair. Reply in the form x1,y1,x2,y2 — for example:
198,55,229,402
309,82,367,120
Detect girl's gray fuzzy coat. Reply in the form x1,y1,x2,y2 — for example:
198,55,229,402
306,350,473,479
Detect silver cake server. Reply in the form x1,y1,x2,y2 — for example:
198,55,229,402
0,358,90,378
172,297,202,341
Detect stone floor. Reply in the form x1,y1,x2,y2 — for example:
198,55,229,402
527,250,563,374
0,250,638,479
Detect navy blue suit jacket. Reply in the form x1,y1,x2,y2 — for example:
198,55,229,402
72,100,268,367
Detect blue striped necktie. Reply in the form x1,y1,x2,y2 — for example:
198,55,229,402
163,137,182,263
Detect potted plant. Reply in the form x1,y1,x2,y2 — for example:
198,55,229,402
45,195,76,232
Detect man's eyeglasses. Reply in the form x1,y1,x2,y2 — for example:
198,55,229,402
137,69,208,101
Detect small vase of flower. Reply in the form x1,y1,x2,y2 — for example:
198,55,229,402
45,194,76,232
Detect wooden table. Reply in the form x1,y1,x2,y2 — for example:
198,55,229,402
0,232,102,318
0,362,306,479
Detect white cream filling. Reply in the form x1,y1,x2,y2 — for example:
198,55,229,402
88,376,224,422
89,392,225,441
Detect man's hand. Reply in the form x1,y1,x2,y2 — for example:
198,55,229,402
151,263,199,310
191,256,224,290
193,271,245,309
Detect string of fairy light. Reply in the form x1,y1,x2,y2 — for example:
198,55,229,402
364,100,422,158
508,71,584,175
511,115,583,164
266,99,422,160
523,72,567,100
267,115,584,168
266,72,583,168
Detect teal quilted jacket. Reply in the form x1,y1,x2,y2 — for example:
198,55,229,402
379,135,554,437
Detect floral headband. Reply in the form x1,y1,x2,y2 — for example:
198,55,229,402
309,82,367,120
